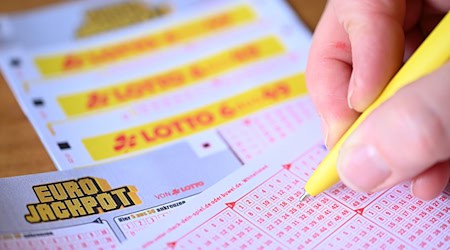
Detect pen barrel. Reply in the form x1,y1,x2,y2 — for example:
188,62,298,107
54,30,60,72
304,148,340,196
367,11,450,110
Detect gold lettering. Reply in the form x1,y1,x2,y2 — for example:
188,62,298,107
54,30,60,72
36,204,56,222
62,181,84,198
97,193,118,211
78,178,99,195
111,188,132,206
51,201,70,219
48,183,68,200
64,199,87,217
24,205,41,223
80,196,98,214
33,186,54,203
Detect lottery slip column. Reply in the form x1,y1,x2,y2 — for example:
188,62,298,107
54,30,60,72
0,0,210,47
0,140,241,249
0,98,321,249
0,0,313,170
120,122,450,250
0,0,321,248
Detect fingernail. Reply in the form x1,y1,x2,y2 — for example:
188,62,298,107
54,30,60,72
347,85,354,110
410,180,417,198
347,74,356,110
319,115,329,148
337,144,391,192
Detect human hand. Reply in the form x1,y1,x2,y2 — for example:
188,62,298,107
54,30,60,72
306,0,450,200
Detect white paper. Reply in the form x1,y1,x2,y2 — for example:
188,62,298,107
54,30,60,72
120,122,450,249
0,148,237,248
0,0,206,48
0,0,313,170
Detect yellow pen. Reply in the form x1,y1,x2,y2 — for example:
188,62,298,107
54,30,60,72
300,11,450,201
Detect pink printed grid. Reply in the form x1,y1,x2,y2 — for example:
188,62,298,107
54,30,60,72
320,217,408,250
162,144,450,249
219,99,315,162
365,184,450,249
120,211,170,238
1,227,117,250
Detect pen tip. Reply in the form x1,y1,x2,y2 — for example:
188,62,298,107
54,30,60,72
299,191,310,202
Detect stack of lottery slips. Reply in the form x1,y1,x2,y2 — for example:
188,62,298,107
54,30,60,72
0,0,320,249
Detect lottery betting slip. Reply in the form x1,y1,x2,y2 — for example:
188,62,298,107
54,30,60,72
0,120,322,249
0,0,321,248
3,0,449,249
0,0,207,48
121,124,450,250
0,154,208,249
0,0,313,170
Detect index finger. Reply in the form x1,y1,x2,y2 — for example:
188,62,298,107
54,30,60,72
306,2,359,147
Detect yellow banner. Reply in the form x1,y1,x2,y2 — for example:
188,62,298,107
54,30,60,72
83,73,308,161
57,37,284,116
34,5,255,76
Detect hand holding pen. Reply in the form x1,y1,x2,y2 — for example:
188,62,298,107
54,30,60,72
305,1,450,201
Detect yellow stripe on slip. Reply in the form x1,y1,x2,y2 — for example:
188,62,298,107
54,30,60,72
57,36,285,117
34,5,255,76
82,73,308,161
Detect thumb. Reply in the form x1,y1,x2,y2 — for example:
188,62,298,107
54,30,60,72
337,62,450,194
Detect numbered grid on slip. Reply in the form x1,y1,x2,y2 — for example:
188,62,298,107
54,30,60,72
289,144,327,182
325,182,381,210
120,212,168,238
232,170,354,249
131,82,214,117
167,143,450,249
172,169,354,249
318,216,408,250
289,143,381,211
364,183,450,249
1,227,117,250
175,209,284,249
218,99,313,162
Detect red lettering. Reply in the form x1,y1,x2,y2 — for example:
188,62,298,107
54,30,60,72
205,13,231,29
189,65,206,79
219,105,235,118
155,72,185,90
137,111,214,145
63,55,83,71
113,134,136,152
154,125,172,138
87,92,108,109
141,130,156,143
232,45,259,62
263,83,290,100
196,112,214,125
